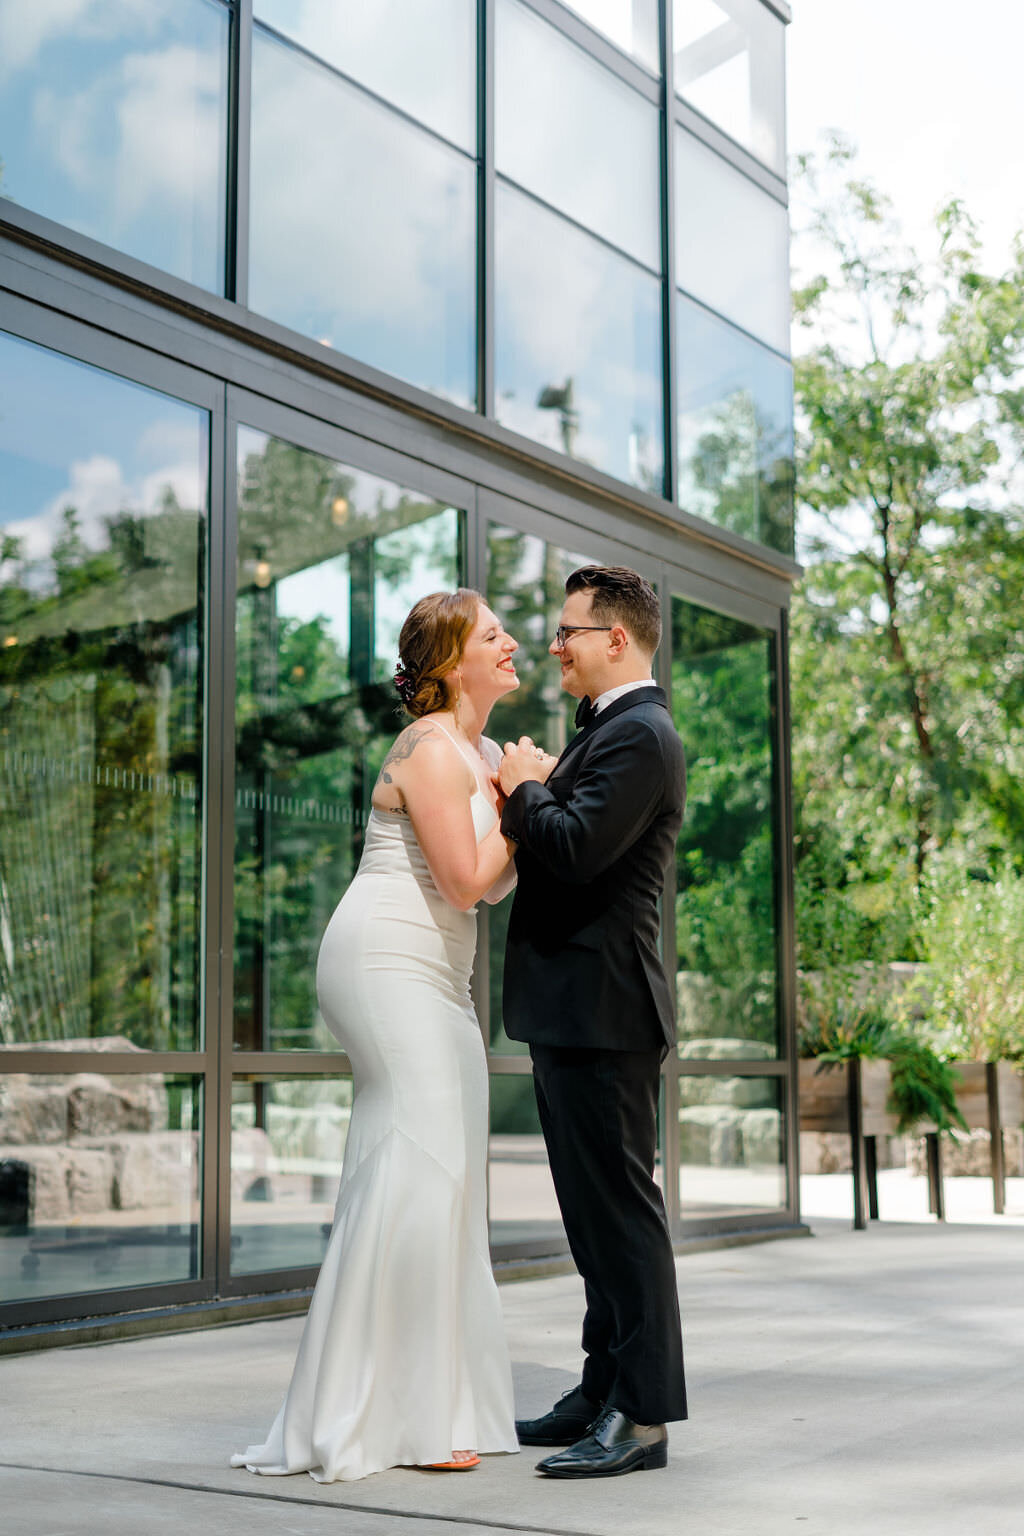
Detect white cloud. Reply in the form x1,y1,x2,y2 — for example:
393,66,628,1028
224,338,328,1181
31,42,223,232
0,0,157,83
248,39,474,351
6,452,203,565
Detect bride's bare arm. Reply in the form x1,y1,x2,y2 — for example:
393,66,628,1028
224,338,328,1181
384,727,515,911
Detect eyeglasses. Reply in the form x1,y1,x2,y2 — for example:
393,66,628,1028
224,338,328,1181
553,625,613,649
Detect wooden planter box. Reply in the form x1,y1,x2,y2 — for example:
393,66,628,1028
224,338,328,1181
798,1058,1024,1227
947,1062,1024,1214
798,1059,904,1229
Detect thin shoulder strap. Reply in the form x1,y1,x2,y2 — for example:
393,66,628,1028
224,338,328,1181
428,719,486,787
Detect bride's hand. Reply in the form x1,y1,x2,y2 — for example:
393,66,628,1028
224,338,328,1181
499,737,558,793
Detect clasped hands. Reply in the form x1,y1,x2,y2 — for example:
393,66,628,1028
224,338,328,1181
494,736,558,802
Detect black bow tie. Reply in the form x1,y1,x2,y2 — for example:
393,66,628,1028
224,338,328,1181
575,696,598,729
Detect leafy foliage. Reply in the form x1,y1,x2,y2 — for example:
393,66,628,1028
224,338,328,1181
791,136,1024,979
916,857,1024,1062
799,968,966,1134
885,1040,968,1136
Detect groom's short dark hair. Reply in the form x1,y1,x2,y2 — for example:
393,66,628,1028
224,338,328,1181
565,565,661,656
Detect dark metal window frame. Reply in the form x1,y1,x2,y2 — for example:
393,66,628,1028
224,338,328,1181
0,0,802,1329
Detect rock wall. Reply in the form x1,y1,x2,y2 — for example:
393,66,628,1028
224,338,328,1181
0,1066,196,1226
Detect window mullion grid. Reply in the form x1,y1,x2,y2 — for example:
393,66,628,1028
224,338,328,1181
478,0,496,417
660,0,678,506
226,0,253,305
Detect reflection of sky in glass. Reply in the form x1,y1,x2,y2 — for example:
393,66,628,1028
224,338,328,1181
677,297,793,550
235,427,460,668
496,0,660,270
495,184,664,493
0,0,228,292
249,28,476,408
1,327,207,579
673,0,786,175
675,129,790,354
557,0,660,73
253,0,476,152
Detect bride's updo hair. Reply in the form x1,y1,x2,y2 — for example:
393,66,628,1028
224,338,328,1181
395,588,481,718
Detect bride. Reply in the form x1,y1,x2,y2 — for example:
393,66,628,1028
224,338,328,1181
233,589,549,1481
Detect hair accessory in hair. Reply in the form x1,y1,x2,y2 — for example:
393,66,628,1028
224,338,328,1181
393,659,417,706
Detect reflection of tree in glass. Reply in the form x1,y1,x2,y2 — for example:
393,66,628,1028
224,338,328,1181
672,600,777,1049
232,433,462,1051
0,495,203,1049
682,391,794,554
484,528,595,1057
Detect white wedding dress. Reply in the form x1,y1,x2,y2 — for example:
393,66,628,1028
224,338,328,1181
232,732,518,1482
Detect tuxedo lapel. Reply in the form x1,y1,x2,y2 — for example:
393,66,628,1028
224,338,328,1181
552,686,667,773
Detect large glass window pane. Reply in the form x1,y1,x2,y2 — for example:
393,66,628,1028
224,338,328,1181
0,1068,201,1303
675,130,790,354
249,27,476,408
488,1076,564,1248
495,185,664,491
0,332,206,1051
496,0,660,270
253,0,476,151
673,0,786,174
0,0,228,292
485,526,597,1054
677,296,794,554
671,598,779,1059
233,428,463,1053
556,0,660,72
230,1075,351,1275
678,1074,785,1214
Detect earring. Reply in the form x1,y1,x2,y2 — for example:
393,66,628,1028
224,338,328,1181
452,672,463,725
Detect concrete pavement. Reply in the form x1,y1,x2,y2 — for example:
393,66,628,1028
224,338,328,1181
2,1181,1023,1536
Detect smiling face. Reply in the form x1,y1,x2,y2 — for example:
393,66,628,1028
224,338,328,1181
456,602,519,705
549,589,610,701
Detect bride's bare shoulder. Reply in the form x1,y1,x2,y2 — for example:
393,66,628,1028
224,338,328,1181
378,719,452,783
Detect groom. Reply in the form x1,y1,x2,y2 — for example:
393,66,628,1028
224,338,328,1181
497,565,687,1479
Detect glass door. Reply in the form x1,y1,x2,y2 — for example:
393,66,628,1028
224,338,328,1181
220,396,472,1290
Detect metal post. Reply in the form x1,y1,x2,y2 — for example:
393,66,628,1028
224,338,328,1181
847,1058,868,1231
986,1062,1006,1215
925,1133,945,1221
865,1135,879,1221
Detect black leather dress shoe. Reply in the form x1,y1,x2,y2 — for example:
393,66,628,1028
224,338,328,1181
535,1407,668,1477
515,1385,602,1446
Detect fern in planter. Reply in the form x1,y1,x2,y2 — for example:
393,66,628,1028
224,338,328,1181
799,970,967,1135
811,1015,966,1136
885,1038,968,1136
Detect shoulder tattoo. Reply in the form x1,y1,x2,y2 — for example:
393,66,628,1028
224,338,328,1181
379,724,433,784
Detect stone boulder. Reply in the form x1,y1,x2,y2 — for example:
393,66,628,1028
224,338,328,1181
66,1074,167,1137
0,1146,115,1222
678,1106,743,1167
679,1075,775,1110
0,1077,69,1145
906,1127,1024,1178
77,1132,199,1212
679,1037,776,1061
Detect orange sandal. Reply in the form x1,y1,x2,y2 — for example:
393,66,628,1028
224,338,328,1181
425,1453,480,1471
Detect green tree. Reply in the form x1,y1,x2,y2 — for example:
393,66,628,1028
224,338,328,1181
791,137,1024,968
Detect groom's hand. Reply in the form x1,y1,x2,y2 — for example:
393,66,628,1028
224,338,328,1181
499,737,557,794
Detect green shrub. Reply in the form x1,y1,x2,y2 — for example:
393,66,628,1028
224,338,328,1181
919,860,1024,1062
799,967,966,1134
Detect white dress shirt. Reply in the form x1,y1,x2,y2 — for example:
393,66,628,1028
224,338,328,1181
592,677,656,714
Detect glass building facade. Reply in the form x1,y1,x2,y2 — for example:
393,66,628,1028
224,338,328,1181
0,0,798,1338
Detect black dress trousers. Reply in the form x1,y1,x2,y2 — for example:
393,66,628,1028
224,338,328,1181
530,1043,687,1426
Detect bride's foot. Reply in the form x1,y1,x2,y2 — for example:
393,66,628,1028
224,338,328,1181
426,1450,480,1471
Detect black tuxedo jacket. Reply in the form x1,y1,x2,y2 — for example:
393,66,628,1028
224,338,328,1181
500,686,685,1053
